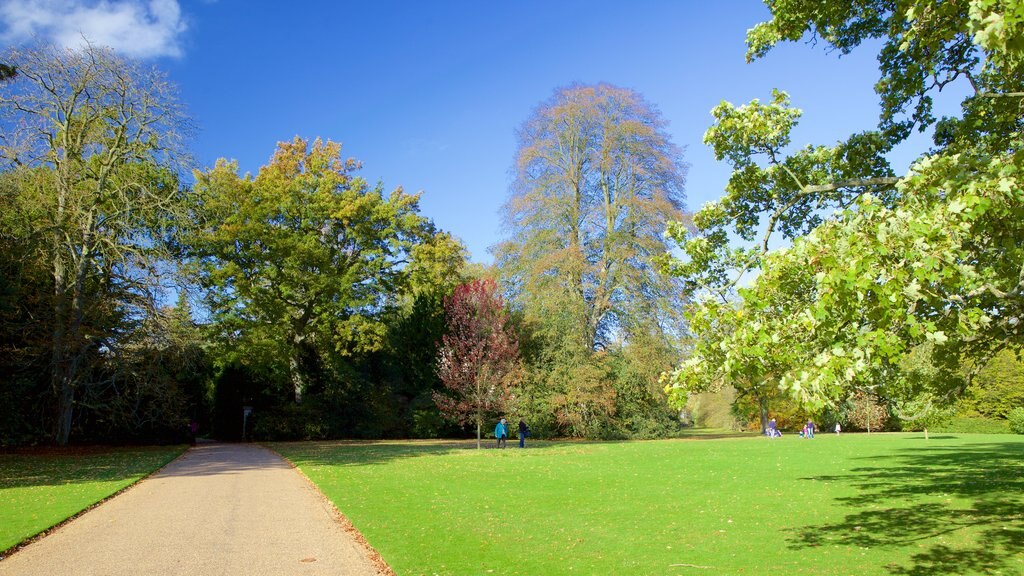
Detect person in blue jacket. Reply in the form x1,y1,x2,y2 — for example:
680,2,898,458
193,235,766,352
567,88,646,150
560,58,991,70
495,418,508,449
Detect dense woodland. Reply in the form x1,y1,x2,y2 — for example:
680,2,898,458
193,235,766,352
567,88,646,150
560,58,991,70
2,0,1024,446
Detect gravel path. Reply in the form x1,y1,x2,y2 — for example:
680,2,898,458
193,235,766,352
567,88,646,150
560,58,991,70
0,443,380,576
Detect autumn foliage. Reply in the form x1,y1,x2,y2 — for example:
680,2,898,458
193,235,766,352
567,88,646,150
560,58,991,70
434,279,521,447
847,390,889,433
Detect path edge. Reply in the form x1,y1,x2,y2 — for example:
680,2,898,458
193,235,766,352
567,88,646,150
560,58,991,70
0,445,191,562
262,444,396,576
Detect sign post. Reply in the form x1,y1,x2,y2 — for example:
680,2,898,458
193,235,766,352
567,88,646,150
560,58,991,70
242,406,253,440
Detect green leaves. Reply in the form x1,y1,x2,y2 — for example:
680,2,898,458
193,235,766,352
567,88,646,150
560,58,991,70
662,0,1024,418
186,137,455,401
704,90,801,166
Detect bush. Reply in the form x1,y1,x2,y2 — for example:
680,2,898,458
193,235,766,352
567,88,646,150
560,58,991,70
250,403,330,441
1009,408,1024,434
687,388,740,430
932,416,1010,434
897,407,955,432
411,407,445,438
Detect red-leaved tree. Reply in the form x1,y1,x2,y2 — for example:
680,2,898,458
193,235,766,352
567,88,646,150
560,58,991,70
435,279,522,448
848,390,889,434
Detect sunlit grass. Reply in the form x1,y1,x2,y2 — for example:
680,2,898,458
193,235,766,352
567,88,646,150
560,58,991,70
0,445,186,553
277,434,1024,575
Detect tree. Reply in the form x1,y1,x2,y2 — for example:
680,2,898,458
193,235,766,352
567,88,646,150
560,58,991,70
186,137,456,405
367,236,469,438
0,44,190,445
847,390,889,433
495,83,689,438
74,295,209,443
959,348,1024,420
662,1,1024,416
435,279,522,448
496,83,689,352
0,169,54,444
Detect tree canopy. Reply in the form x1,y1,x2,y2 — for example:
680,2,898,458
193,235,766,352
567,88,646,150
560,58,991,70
497,83,689,352
0,44,191,445
435,279,522,448
662,0,1024,419
186,137,460,404
494,83,690,438
4,5,1023,445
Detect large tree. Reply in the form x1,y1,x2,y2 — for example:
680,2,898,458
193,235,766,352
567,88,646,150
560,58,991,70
496,83,689,352
0,44,190,445
435,279,521,448
662,1,1024,417
187,137,457,404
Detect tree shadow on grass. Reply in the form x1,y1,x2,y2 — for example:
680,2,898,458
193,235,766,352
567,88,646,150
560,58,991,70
273,433,758,470
0,446,185,489
787,440,1024,575
270,438,627,469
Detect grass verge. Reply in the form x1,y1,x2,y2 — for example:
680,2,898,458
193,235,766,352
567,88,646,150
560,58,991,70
276,434,1024,575
0,445,186,555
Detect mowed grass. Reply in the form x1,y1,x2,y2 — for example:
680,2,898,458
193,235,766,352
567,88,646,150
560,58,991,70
276,433,1024,576
0,445,186,553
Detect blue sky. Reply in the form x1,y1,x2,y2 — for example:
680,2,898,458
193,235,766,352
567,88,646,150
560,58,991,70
1,0,964,263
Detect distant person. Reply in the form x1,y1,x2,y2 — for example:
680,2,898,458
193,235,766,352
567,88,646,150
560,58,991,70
835,422,841,435
767,418,778,439
806,419,815,438
495,418,508,449
188,419,199,446
518,419,529,448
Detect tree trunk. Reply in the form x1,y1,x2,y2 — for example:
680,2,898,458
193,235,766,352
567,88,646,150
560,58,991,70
476,421,481,450
52,268,89,446
52,273,72,445
51,175,72,445
54,371,74,446
289,349,305,404
290,311,312,404
757,395,769,434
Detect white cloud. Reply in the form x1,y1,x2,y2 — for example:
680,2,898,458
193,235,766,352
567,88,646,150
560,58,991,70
0,0,187,59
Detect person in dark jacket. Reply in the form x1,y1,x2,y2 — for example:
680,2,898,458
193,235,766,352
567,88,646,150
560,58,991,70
518,419,529,448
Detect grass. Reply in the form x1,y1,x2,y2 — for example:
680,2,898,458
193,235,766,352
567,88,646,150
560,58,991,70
275,433,1024,576
0,445,186,554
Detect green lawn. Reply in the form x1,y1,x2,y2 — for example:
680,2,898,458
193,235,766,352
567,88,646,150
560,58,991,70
276,433,1024,576
0,445,186,554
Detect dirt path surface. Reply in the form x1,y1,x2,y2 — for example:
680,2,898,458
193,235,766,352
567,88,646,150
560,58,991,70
0,443,380,576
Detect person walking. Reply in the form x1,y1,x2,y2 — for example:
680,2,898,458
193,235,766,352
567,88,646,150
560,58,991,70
518,419,529,448
495,418,508,449
835,422,841,435
806,419,815,438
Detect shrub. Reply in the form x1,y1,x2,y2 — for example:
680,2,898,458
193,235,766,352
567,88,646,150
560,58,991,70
932,416,1010,434
250,402,331,441
897,407,955,432
1008,408,1024,434
411,407,445,438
